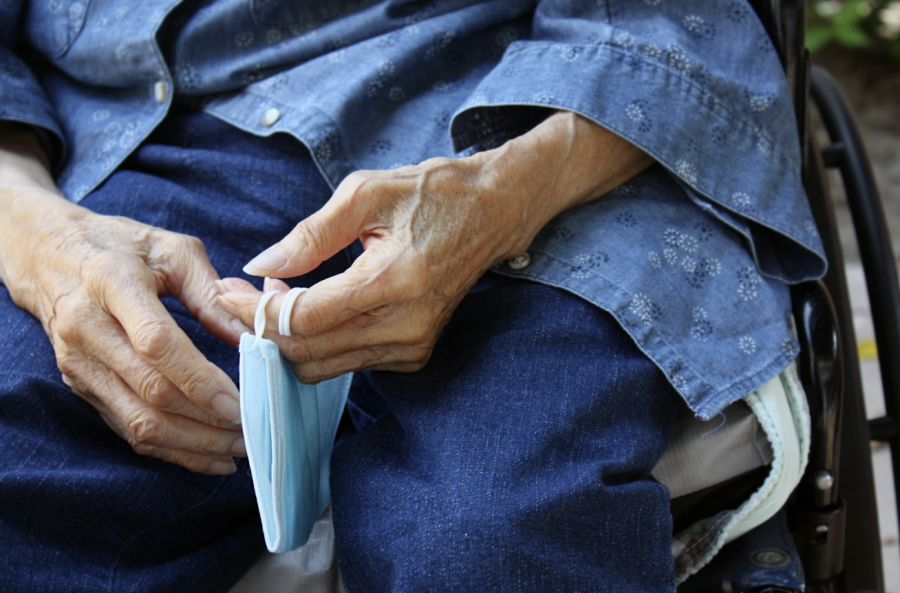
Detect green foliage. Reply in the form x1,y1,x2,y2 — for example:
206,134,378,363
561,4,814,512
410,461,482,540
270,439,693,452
806,0,900,56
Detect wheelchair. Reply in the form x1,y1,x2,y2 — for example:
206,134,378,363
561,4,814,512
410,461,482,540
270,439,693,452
682,1,900,592
230,2,900,591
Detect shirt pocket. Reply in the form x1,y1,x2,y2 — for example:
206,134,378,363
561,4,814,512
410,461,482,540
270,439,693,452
24,0,90,58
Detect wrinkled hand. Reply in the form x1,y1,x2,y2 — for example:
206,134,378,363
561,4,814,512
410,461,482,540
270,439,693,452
0,128,247,474
218,154,526,382
218,112,652,382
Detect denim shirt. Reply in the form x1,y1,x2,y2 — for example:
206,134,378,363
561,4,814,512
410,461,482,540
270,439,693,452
0,0,827,419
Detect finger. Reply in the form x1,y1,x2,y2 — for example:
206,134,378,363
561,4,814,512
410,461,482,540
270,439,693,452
217,289,272,335
152,233,251,346
276,308,439,363
263,277,291,292
221,253,398,338
75,358,246,457
122,406,247,458
63,356,243,474
218,288,402,360
80,320,238,429
95,266,243,424
55,296,238,429
287,250,417,336
291,344,432,383
132,444,239,475
217,278,376,339
243,172,375,278
217,277,289,298
217,276,259,294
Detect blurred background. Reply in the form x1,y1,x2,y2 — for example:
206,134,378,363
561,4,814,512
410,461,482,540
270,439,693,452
806,1,900,589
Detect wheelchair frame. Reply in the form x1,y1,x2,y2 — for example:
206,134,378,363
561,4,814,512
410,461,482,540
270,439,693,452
749,1,900,591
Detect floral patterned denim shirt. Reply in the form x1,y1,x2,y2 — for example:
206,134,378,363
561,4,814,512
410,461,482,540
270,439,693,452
0,0,826,420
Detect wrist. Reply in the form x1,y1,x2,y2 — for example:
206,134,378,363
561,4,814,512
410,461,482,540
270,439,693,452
475,111,652,258
0,122,58,193
516,111,652,207
0,177,82,295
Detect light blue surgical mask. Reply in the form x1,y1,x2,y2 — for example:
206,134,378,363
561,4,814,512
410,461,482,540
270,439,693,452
239,290,351,553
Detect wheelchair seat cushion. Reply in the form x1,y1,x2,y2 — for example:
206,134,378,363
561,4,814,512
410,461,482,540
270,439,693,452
673,361,810,582
653,399,773,499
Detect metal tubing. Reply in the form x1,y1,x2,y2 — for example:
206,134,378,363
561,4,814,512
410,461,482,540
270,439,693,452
811,65,900,558
801,126,885,593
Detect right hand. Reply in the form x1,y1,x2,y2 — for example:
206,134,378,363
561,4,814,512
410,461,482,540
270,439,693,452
0,124,248,475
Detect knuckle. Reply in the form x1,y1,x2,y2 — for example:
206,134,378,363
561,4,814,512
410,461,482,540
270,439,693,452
140,373,177,409
175,234,208,261
52,297,89,342
341,171,383,209
293,306,327,336
126,409,165,448
181,234,205,253
131,321,175,363
285,338,315,363
342,170,373,190
356,346,385,368
291,219,329,260
176,371,207,402
410,345,433,365
401,321,436,346
55,352,78,377
293,361,326,385
54,316,77,342
407,360,428,372
196,432,227,456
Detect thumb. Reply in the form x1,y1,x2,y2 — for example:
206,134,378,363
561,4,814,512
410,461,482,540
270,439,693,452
243,175,370,278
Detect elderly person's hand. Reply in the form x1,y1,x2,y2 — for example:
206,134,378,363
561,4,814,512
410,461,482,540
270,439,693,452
0,124,247,475
217,112,652,382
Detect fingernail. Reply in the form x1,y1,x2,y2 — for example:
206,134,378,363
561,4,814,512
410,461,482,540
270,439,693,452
211,392,242,423
220,277,257,293
244,245,287,276
213,279,225,295
231,437,247,457
209,460,238,475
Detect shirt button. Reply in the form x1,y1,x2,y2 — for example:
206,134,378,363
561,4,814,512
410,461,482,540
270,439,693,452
153,81,168,104
508,252,531,270
261,108,281,127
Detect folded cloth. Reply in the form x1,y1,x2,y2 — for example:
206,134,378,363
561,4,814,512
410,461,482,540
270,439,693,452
240,290,352,553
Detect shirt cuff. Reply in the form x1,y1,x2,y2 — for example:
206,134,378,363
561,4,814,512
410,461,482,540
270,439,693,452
0,47,66,172
450,40,827,285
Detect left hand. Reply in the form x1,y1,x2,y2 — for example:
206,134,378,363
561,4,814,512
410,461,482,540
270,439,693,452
217,111,652,382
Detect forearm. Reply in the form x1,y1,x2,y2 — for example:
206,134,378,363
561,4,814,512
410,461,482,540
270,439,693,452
0,123,81,291
219,110,656,382
467,110,653,261
535,111,653,206
0,122,57,190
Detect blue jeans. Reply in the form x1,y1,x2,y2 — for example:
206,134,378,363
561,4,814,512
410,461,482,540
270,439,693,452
0,111,680,592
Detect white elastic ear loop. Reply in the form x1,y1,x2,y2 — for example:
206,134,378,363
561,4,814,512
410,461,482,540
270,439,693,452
253,290,281,347
278,287,307,337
